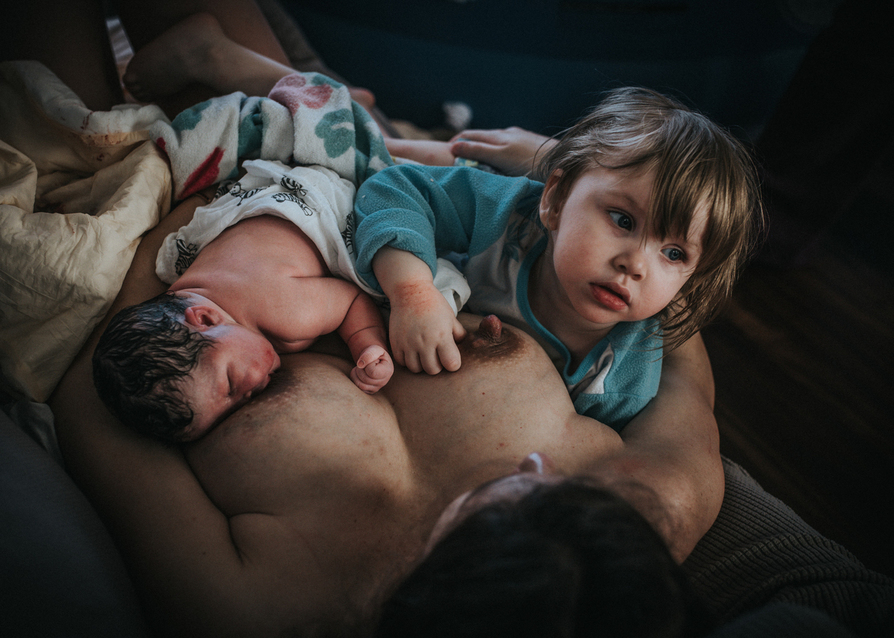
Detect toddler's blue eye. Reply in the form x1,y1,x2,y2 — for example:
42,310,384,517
662,247,685,262
609,211,633,230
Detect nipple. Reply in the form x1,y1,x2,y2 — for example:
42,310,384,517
469,314,502,347
461,314,526,362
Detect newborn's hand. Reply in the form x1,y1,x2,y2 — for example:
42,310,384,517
389,284,466,375
351,345,394,393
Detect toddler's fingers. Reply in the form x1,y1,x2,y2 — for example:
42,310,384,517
438,341,462,373
419,348,444,376
453,318,467,342
402,349,424,374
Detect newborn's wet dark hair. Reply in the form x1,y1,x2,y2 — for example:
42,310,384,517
92,292,212,441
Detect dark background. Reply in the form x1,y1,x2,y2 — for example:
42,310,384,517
281,0,828,139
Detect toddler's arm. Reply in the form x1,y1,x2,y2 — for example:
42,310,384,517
338,288,395,393
372,247,466,375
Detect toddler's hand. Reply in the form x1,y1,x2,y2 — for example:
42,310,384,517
388,283,466,375
351,345,394,393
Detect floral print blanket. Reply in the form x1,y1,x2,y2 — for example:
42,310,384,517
150,72,394,201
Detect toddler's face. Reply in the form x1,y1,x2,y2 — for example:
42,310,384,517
178,322,280,441
540,166,706,332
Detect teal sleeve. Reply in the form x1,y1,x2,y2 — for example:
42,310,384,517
353,164,542,292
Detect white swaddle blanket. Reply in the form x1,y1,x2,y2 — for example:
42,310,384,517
157,159,470,313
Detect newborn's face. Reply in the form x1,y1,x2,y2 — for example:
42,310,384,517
178,322,280,441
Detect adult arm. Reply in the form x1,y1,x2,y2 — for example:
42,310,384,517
382,128,559,177
384,138,457,166
596,334,723,563
48,196,316,636
449,127,558,179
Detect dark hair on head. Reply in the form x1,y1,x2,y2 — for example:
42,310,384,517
92,292,212,441
539,87,766,351
375,477,713,638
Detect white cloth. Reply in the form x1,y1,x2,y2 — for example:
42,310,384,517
157,159,470,312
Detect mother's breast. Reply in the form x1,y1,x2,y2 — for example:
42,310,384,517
384,314,583,473
184,352,409,516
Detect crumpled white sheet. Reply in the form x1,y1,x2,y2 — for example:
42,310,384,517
0,61,173,402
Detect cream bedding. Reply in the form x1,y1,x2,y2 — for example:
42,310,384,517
0,61,172,402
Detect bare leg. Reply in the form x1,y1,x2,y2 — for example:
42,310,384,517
115,0,291,116
123,13,380,116
122,13,295,103
254,0,400,137
117,0,394,133
116,0,290,66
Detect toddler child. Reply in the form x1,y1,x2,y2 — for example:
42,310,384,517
93,160,395,442
353,87,763,431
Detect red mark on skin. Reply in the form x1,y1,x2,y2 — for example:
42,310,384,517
391,281,440,309
181,147,224,197
269,73,334,115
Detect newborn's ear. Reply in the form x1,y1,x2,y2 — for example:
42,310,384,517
183,304,225,330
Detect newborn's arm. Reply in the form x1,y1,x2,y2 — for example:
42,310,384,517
266,275,394,392
336,286,394,393
596,334,723,563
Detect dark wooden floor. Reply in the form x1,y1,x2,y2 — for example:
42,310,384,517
702,239,894,577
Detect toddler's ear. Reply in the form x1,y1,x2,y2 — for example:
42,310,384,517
183,305,225,330
538,169,563,230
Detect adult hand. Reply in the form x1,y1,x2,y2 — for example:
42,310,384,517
384,138,456,166
449,127,557,177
